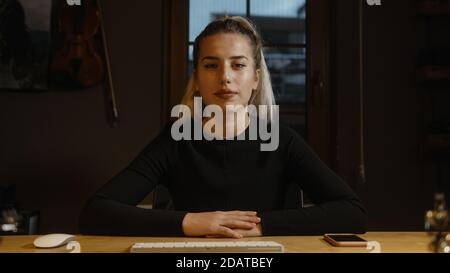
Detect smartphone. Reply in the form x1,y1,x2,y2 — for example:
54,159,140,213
324,234,367,247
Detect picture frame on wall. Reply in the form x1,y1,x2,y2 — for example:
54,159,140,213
0,0,52,91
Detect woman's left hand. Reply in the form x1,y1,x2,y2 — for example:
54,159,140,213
232,223,263,237
205,223,262,238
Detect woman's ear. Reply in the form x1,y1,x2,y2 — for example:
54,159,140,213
253,69,261,90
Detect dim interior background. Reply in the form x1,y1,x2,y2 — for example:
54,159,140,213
0,0,449,234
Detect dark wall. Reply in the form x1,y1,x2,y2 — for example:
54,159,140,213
1,0,445,234
335,0,438,230
363,1,428,230
0,0,164,233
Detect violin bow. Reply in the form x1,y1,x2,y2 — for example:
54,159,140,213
97,0,119,127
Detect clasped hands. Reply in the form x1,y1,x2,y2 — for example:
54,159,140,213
182,211,262,238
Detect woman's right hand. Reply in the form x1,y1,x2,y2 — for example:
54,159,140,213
182,211,261,238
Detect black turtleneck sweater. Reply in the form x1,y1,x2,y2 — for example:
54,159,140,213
79,122,367,236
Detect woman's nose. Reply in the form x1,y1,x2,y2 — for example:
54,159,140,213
219,66,231,85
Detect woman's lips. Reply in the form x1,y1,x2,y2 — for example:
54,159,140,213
214,90,238,100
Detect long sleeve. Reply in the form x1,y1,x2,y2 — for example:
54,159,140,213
79,127,188,236
80,121,367,236
259,128,368,235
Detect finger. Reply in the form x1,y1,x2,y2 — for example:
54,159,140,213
205,234,226,238
222,219,256,229
236,215,261,223
219,213,261,224
226,211,258,216
217,226,243,239
225,215,260,223
232,229,249,238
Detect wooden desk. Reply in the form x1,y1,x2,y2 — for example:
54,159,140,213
0,232,433,253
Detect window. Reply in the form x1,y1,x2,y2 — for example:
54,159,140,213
188,0,307,136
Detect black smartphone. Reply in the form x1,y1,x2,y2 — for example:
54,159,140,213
324,234,367,247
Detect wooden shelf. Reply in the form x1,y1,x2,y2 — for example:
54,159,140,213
417,65,450,81
417,0,450,15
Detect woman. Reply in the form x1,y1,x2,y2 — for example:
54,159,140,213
80,16,367,238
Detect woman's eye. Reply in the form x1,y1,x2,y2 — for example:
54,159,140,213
233,63,247,69
204,64,218,69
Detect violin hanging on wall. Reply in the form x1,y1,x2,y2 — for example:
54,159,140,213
51,0,119,126
51,0,104,87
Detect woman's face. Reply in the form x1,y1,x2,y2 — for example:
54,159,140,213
195,33,260,111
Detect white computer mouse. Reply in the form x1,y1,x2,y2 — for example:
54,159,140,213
33,233,76,248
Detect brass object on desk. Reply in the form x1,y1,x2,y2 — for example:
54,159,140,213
425,193,450,253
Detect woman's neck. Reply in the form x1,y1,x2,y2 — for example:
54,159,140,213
202,105,250,139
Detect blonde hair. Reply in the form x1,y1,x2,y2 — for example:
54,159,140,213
180,16,276,121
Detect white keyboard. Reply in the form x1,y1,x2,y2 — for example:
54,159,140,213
130,241,284,253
